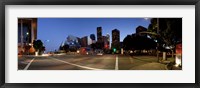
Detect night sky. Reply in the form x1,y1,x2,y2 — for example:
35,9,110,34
37,18,151,52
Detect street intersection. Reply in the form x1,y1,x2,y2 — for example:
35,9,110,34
18,54,167,70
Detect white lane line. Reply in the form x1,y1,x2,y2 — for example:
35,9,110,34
24,58,35,70
129,57,134,63
50,57,103,70
115,55,119,70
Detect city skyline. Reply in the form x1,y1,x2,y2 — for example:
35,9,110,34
37,18,151,52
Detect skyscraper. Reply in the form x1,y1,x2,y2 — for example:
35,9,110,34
111,29,120,53
97,27,102,42
80,36,88,47
96,27,104,49
112,29,120,43
105,33,110,49
106,33,110,42
102,36,109,49
18,18,37,55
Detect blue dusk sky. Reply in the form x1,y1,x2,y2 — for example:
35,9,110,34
37,18,151,52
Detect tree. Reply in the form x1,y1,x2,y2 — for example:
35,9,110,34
159,18,182,58
148,18,182,58
59,43,70,53
63,44,70,52
90,43,96,51
41,46,46,52
33,40,44,55
123,35,133,50
123,34,156,54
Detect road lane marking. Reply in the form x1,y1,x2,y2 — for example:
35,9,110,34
129,57,134,63
115,55,119,70
24,58,35,70
50,57,104,70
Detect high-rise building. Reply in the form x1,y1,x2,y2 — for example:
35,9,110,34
80,36,88,47
111,29,120,52
96,27,104,49
106,33,110,42
97,27,102,42
101,34,110,49
112,29,120,43
102,36,109,49
18,18,37,55
136,26,147,37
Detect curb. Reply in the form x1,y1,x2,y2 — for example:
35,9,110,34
164,63,169,70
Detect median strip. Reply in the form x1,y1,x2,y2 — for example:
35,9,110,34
50,57,104,70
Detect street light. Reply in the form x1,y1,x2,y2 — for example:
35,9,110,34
25,32,30,45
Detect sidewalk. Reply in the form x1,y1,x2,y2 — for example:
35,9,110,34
130,62,167,70
129,56,182,70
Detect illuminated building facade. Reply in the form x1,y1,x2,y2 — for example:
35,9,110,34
18,18,37,55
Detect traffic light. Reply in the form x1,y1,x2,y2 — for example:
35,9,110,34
113,48,116,53
105,44,108,48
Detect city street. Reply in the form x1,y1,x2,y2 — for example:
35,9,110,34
18,54,167,70
17,18,182,70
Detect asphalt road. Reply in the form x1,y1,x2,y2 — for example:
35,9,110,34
18,54,166,70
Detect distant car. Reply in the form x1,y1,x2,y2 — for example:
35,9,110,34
96,49,103,55
97,52,103,55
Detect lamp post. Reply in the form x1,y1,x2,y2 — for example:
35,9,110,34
26,32,29,55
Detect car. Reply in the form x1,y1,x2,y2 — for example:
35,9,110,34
97,52,103,55
96,49,103,55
